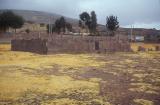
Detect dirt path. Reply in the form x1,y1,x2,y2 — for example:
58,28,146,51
57,53,160,105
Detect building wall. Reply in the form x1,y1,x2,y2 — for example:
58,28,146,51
9,23,47,33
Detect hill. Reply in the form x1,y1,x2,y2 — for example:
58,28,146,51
0,9,78,26
0,9,159,36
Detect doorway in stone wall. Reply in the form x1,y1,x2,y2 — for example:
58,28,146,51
95,41,99,50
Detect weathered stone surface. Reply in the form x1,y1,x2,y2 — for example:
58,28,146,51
11,38,48,54
11,34,131,54
47,35,131,53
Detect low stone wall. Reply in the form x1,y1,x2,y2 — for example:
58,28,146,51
48,35,131,53
11,39,48,54
11,34,131,54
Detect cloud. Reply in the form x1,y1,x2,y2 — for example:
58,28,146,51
0,0,160,29
123,22,160,30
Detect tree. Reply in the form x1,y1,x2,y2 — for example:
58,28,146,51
106,15,119,36
47,17,72,34
0,11,12,32
79,20,82,28
80,12,90,25
25,29,30,34
66,22,72,32
10,15,24,33
46,19,61,34
0,11,24,33
90,11,97,34
79,20,85,29
79,12,91,33
59,16,66,33
79,11,97,35
55,19,61,34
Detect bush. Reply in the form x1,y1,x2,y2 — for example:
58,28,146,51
25,29,30,34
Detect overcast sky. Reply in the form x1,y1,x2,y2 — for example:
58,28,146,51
0,0,160,29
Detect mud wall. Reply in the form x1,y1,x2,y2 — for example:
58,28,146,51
11,39,48,54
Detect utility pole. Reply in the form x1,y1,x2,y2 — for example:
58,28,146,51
131,25,133,42
49,16,50,36
132,25,134,41
48,16,52,39
50,16,52,35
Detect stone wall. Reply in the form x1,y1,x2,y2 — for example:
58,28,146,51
11,39,48,54
11,34,131,54
47,35,131,53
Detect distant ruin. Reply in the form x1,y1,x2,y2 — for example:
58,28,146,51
11,34,131,54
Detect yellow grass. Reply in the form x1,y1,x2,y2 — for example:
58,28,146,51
0,44,160,105
0,71,98,100
129,83,159,94
0,44,11,51
0,44,105,70
133,99,154,105
131,43,160,52
0,44,108,104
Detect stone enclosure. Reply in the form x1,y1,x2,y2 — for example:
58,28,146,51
11,34,131,54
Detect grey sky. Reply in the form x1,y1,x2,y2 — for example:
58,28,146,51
0,0,160,29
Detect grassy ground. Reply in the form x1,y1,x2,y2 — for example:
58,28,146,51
131,43,160,52
0,44,160,105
